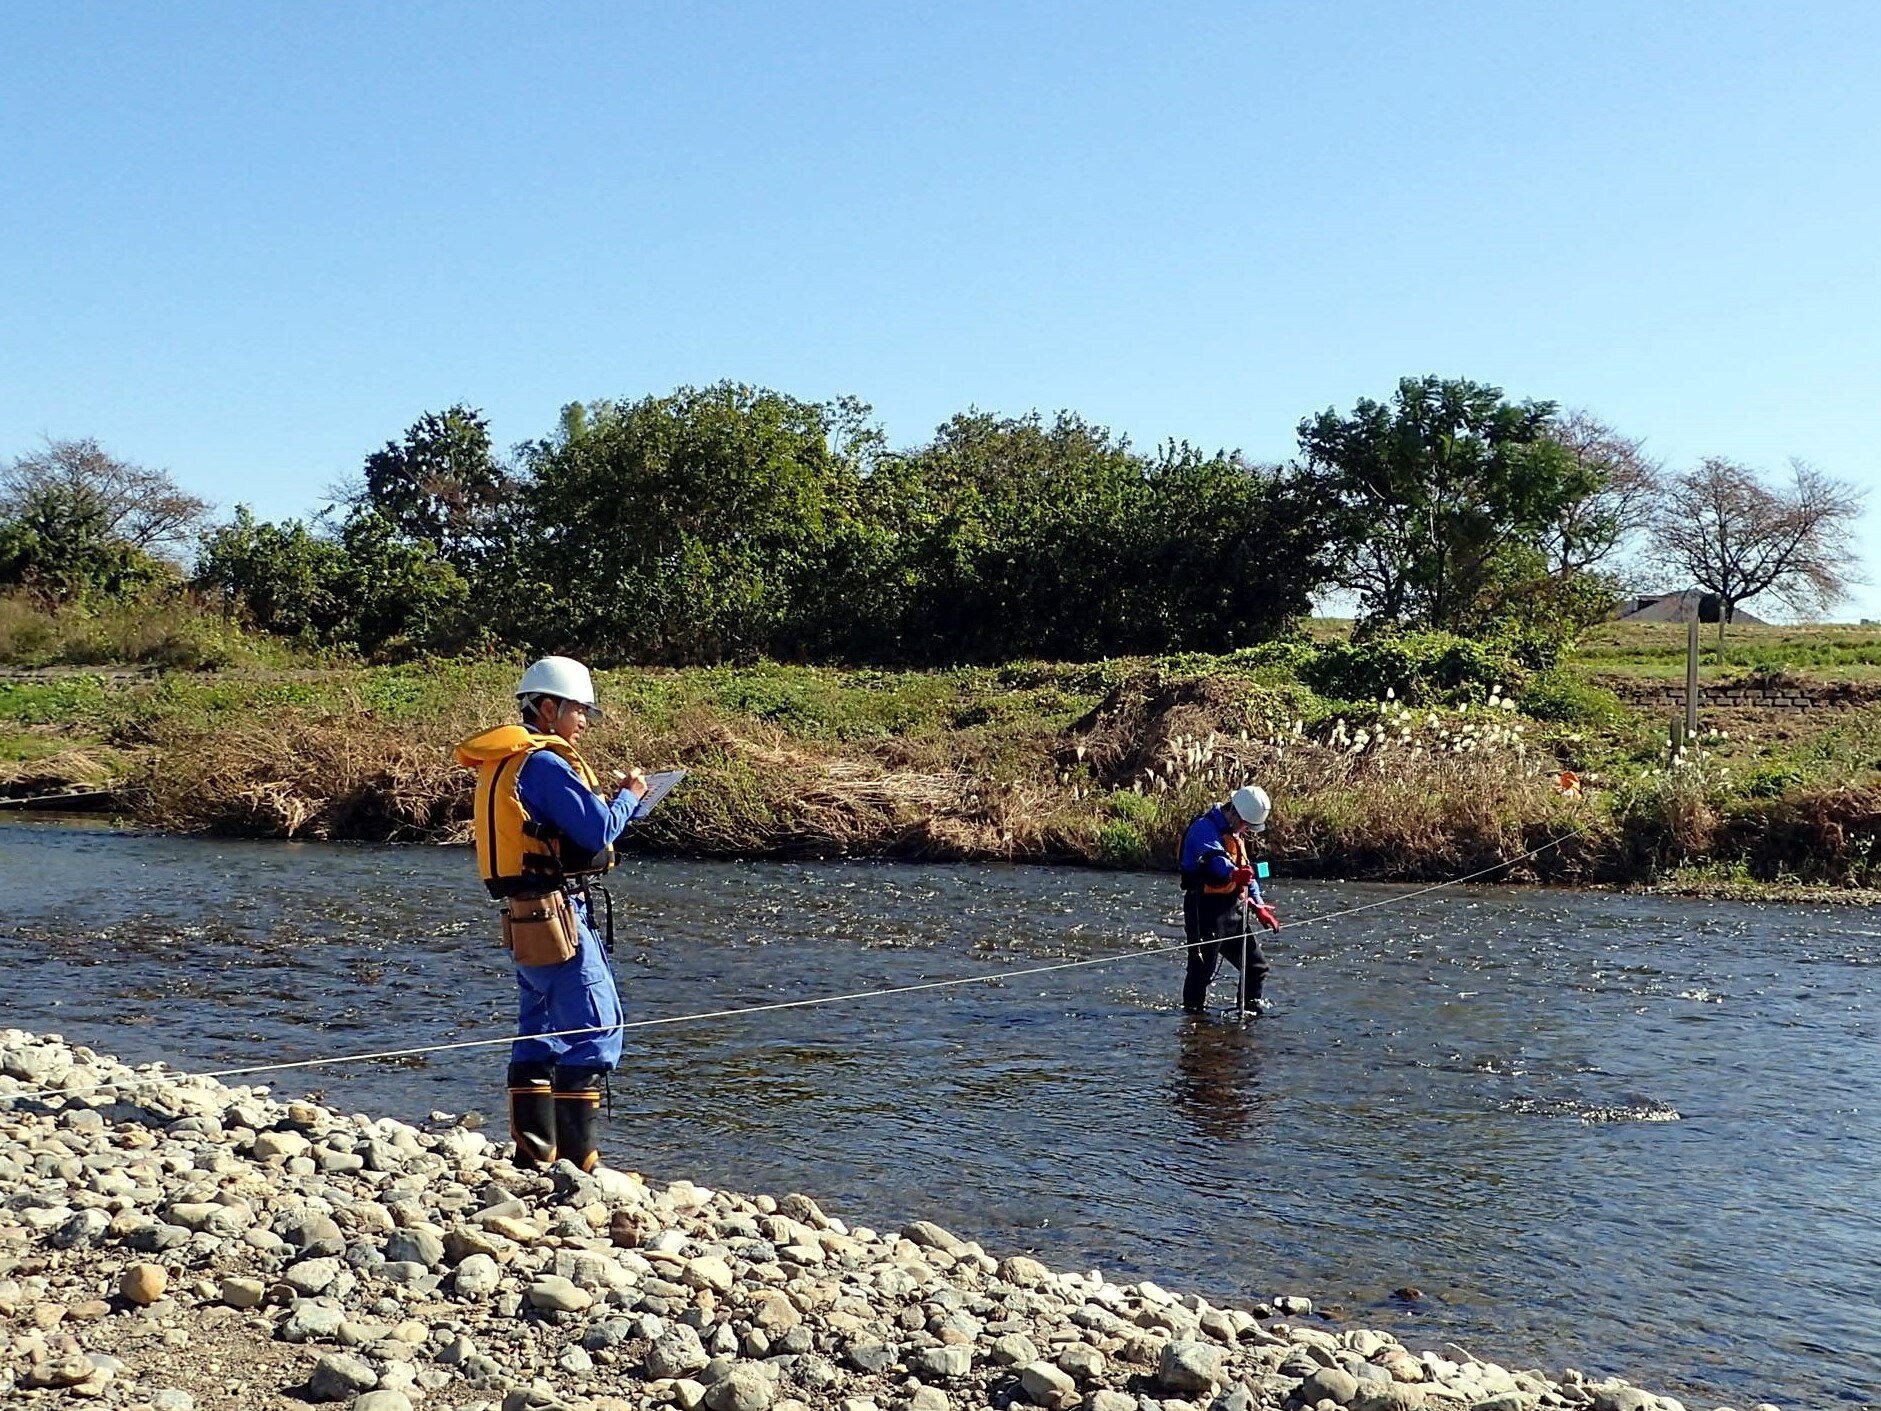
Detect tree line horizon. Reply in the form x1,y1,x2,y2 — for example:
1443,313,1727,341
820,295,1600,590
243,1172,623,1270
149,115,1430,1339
0,375,1861,667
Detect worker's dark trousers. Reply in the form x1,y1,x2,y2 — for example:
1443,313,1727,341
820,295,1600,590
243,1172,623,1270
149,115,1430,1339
1183,891,1268,1012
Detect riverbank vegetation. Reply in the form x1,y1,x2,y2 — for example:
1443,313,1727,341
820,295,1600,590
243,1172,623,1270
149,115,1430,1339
3,371,1874,890
6,629,1881,890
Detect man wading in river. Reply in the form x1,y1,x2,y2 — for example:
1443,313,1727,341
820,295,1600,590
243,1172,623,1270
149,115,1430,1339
455,656,651,1172
1178,784,1281,1015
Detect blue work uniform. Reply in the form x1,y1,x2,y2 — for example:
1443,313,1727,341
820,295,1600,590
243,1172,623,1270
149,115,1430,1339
1178,805,1269,1012
509,752,645,1071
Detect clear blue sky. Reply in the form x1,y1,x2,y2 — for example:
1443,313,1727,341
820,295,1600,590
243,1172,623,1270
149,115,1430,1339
4,3,1878,614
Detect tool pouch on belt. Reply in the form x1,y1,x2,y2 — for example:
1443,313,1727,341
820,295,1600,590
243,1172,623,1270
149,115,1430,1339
502,890,579,967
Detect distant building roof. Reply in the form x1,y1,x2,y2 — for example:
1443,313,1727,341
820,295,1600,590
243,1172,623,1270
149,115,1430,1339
1614,590,1766,625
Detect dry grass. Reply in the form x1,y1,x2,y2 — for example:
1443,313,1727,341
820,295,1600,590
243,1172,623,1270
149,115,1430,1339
126,695,479,840
18,653,1881,889
0,745,120,799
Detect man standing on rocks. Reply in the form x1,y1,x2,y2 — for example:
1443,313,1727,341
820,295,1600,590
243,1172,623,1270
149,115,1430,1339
1178,784,1280,1015
456,656,651,1172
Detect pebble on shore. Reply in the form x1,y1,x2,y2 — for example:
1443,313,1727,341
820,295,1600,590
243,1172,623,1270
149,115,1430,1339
0,1029,1768,1411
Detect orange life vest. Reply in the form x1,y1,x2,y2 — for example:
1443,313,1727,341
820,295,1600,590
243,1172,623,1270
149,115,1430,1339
454,725,615,899
1201,829,1249,895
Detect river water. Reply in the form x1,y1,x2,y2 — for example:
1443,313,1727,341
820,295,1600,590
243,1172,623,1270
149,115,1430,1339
1,820,1876,1407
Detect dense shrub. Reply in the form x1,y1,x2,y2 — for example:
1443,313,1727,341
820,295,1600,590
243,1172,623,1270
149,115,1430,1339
1301,632,1521,704
1518,669,1629,727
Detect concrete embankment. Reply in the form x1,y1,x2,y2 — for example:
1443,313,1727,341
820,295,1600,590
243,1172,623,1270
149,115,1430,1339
1,1031,1767,1411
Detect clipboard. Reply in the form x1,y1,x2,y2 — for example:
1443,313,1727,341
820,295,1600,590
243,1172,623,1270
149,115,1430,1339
631,769,687,816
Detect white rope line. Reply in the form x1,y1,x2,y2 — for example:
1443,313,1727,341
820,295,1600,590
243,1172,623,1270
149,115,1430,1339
0,824,1590,1104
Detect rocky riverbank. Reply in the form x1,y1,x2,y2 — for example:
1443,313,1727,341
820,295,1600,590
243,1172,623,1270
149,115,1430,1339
1,1031,1771,1411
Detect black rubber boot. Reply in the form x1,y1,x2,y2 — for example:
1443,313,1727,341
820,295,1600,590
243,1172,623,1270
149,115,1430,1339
506,1060,557,1168
552,1065,606,1173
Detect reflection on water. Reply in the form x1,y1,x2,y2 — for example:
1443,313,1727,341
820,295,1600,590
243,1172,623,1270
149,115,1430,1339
2,820,1878,1408
1172,1019,1267,1143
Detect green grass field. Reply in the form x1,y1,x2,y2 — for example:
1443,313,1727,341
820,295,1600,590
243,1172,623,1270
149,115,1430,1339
1300,616,1881,682
1568,620,1881,679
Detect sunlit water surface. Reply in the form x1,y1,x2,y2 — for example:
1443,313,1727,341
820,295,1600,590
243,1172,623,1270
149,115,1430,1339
2,821,1876,1407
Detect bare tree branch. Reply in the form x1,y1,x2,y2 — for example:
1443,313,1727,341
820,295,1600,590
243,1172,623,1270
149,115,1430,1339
1,437,211,558
1653,456,1863,627
1542,410,1661,577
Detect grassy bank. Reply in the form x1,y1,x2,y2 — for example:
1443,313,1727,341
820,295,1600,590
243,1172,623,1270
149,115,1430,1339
6,620,1881,889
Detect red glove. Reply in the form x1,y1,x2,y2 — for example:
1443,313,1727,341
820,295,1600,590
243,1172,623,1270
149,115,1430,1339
1252,903,1280,932
1228,865,1255,892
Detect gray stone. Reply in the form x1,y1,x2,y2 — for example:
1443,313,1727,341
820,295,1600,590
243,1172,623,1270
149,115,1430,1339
1058,1344,1105,1384
1087,1393,1136,1411
988,1333,1040,1367
703,1367,776,1411
386,1228,446,1269
844,1341,896,1374
51,1207,112,1249
1590,1391,1654,1411
775,1325,814,1355
582,1319,637,1350
1299,1367,1362,1405
308,1352,379,1401
148,1392,195,1411
454,1253,501,1299
284,1257,344,1295
911,1345,973,1380
1159,1341,1226,1394
908,1389,950,1411
525,1275,592,1313
220,1276,267,1309
1351,1385,1425,1411
1020,1360,1077,1400
291,1216,347,1257
353,1394,414,1411
283,1299,349,1342
648,1325,711,1378
559,1345,594,1376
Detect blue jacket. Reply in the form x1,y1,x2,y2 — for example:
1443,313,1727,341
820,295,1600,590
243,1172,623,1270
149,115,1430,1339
516,750,644,854
1179,805,1264,903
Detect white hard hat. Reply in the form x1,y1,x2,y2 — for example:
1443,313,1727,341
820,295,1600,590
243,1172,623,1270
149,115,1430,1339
1229,784,1271,830
516,656,599,713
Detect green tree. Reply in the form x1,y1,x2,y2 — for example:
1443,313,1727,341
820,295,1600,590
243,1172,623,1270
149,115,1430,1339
1297,376,1596,632
518,383,877,663
196,507,469,656
334,510,472,655
196,508,352,643
0,438,203,603
358,406,517,572
0,483,174,603
868,414,1329,661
